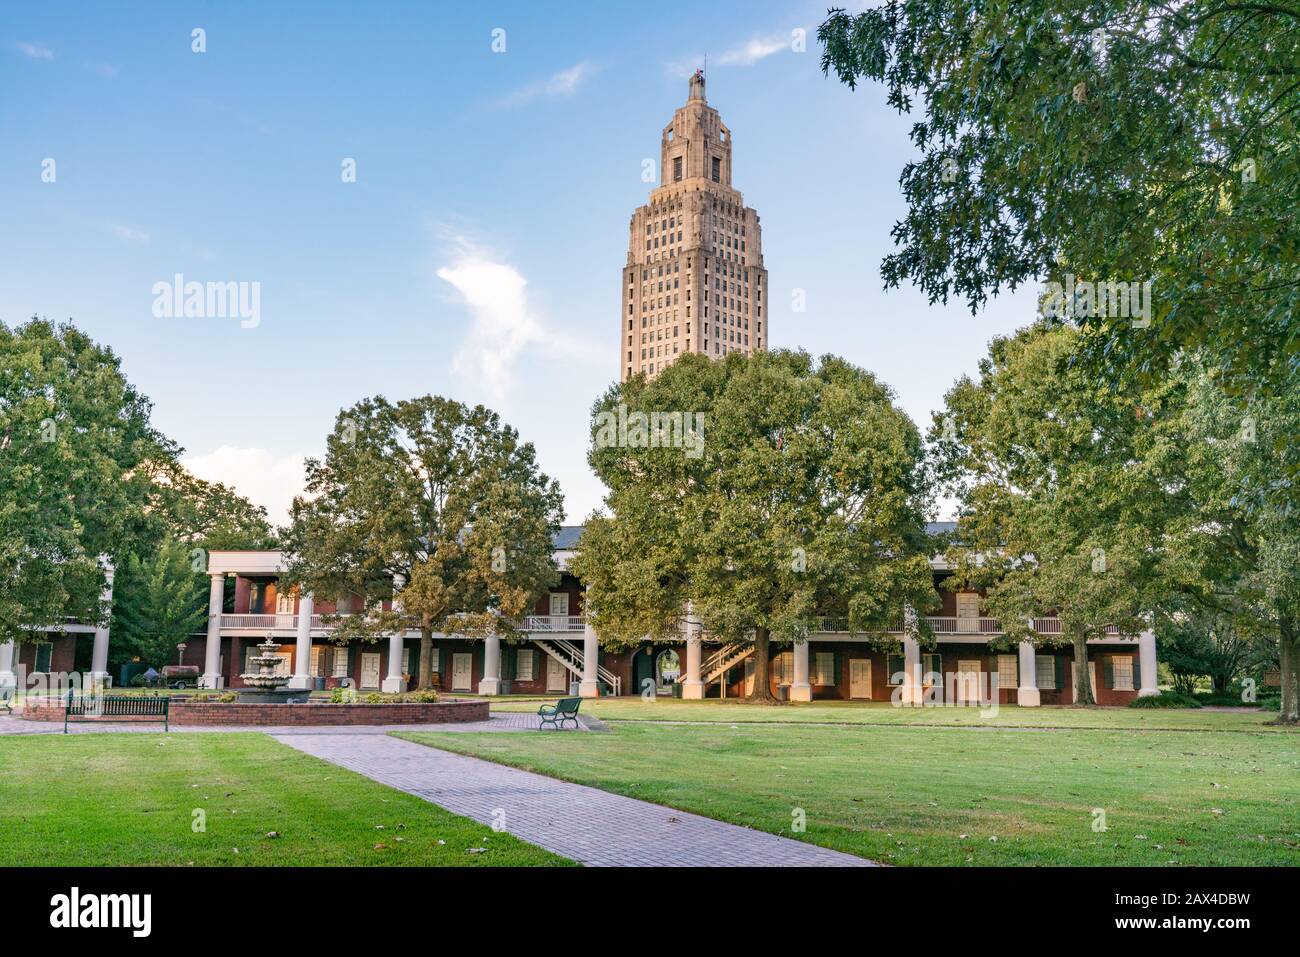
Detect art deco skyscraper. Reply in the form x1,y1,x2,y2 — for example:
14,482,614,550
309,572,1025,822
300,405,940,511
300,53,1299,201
620,71,768,381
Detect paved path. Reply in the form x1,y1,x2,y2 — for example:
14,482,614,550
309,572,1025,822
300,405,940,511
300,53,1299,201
0,711,569,736
274,731,875,867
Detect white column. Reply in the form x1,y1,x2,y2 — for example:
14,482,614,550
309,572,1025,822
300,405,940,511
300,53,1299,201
88,566,115,687
201,573,225,689
900,604,922,705
288,592,314,690
681,603,703,699
579,621,600,698
381,631,406,693
0,639,16,689
1138,628,1159,697
791,640,812,702
478,633,502,695
1017,640,1040,707
902,636,922,706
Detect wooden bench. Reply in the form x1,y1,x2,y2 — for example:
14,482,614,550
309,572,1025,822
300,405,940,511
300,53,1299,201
537,696,582,731
0,687,12,714
65,690,169,733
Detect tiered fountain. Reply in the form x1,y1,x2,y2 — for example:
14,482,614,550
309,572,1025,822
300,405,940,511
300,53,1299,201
237,637,311,704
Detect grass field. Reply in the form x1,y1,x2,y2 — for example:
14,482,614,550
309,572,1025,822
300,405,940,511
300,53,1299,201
0,733,571,866
397,717,1300,866
36,690,1281,732
479,695,1286,732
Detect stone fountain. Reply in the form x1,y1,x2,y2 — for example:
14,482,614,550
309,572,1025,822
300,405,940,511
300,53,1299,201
237,637,311,704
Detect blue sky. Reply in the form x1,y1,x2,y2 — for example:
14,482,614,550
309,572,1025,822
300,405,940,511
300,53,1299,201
1,0,1037,525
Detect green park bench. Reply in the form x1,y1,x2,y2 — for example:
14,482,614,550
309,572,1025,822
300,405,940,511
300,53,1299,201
65,689,169,733
537,696,582,731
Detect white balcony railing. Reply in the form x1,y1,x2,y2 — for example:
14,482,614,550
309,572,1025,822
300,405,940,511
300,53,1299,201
519,615,586,633
217,613,1129,639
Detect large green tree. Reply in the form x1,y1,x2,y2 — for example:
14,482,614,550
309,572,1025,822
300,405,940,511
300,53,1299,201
819,2,1299,397
1155,368,1300,721
932,323,1174,704
281,396,564,689
572,350,935,704
0,318,168,647
110,536,208,669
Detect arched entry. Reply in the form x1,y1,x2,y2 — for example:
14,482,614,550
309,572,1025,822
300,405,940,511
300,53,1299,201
655,648,681,689
632,646,656,697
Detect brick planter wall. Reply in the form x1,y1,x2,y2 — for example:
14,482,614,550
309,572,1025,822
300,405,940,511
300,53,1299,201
20,697,489,726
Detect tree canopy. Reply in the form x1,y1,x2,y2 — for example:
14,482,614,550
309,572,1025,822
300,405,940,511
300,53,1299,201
819,2,1299,396
0,318,169,646
572,350,935,702
281,395,564,688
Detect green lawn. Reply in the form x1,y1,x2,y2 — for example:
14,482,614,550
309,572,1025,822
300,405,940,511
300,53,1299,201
396,719,1300,866
0,733,571,866
484,695,1286,732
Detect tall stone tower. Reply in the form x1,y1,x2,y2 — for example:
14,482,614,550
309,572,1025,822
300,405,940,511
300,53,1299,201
620,70,769,381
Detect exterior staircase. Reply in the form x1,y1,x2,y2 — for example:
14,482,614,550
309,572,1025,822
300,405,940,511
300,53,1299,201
701,641,753,683
535,637,622,697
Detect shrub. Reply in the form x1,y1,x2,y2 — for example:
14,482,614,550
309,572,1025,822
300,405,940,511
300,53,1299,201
1129,691,1202,709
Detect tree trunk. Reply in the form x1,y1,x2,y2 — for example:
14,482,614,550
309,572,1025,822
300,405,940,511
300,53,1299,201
1072,628,1095,706
418,626,433,690
1274,615,1299,725
745,626,780,704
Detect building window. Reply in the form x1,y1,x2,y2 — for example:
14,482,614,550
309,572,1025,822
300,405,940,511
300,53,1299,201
711,156,721,182
1112,655,1134,691
673,156,682,181
517,648,535,681
332,647,350,678
1036,655,1056,690
997,655,1017,690
773,651,793,685
922,653,941,684
310,645,324,677
886,653,905,685
813,652,835,686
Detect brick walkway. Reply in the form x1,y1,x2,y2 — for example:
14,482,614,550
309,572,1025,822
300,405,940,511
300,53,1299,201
275,731,875,867
0,711,566,736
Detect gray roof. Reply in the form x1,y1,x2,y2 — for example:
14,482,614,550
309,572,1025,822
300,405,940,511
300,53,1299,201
552,522,955,550
552,526,585,549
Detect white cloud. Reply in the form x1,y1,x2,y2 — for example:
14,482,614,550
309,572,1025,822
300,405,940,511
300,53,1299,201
717,34,791,66
182,446,306,528
16,41,54,60
496,61,596,108
110,223,150,243
435,235,602,405
666,28,804,77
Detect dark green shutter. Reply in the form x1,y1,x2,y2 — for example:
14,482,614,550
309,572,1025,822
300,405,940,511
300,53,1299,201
408,643,420,681
1103,657,1114,689
833,651,841,688
1053,655,1065,691
1132,653,1142,691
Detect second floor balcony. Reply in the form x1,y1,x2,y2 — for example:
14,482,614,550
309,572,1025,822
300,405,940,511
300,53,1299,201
216,613,1131,640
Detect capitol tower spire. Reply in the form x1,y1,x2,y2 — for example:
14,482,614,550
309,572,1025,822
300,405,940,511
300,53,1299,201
619,73,769,381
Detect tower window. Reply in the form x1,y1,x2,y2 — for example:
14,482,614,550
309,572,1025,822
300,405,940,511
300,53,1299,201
711,157,721,182
673,156,683,182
